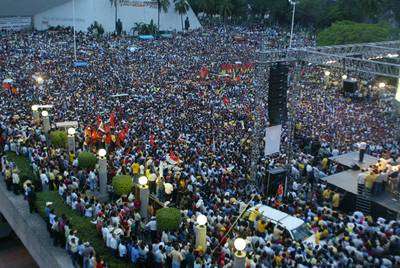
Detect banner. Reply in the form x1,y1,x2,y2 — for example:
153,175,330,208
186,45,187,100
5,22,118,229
264,125,282,156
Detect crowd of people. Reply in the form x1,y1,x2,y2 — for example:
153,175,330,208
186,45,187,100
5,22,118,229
0,25,400,267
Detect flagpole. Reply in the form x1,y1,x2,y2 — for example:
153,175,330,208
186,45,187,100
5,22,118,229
73,0,77,62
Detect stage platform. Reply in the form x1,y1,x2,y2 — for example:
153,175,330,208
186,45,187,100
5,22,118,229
321,170,400,214
329,151,378,170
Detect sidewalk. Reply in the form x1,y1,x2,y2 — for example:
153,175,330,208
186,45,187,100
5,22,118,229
0,180,73,268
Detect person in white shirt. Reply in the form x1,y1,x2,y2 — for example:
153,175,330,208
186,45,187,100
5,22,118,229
109,233,118,256
12,172,20,194
40,172,49,191
118,241,127,258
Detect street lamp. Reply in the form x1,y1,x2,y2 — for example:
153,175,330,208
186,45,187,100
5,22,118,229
41,110,50,134
97,149,108,200
324,70,331,77
138,175,149,219
378,82,386,89
164,182,173,195
342,75,348,80
233,238,247,268
288,0,299,48
67,127,76,154
195,214,208,251
148,173,157,194
36,76,44,85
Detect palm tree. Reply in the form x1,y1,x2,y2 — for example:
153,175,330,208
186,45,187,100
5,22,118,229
157,0,171,31
174,0,190,31
109,0,122,33
217,0,233,25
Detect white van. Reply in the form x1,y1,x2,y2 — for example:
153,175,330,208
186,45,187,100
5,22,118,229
247,204,317,245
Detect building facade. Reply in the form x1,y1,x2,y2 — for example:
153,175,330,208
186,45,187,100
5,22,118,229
32,0,200,33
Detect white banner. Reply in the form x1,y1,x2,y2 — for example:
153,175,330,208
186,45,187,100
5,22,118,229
264,125,282,156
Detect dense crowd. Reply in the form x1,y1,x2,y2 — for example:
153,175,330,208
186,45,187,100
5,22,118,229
1,25,400,267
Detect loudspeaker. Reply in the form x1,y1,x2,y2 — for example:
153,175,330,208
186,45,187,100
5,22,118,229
268,62,289,126
343,80,358,94
263,167,287,196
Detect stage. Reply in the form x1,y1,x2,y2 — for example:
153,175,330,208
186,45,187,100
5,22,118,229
321,170,400,216
329,151,378,170
322,151,399,220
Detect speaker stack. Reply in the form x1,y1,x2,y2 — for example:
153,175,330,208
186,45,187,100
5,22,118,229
268,62,289,126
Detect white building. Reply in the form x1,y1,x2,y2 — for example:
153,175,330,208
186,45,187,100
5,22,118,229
0,0,201,32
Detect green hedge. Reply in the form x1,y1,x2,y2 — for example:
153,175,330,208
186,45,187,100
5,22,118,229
5,152,37,183
35,191,128,268
78,152,97,170
112,175,133,196
156,207,182,231
50,130,67,149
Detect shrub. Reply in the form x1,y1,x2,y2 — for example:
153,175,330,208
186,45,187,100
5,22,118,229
77,152,97,170
5,152,38,183
112,175,133,196
35,191,126,267
156,207,182,231
50,130,67,149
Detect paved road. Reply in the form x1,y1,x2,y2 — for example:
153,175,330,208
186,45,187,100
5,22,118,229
0,233,38,268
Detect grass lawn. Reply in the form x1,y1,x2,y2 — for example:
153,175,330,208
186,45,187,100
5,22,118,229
5,152,37,183
35,191,129,268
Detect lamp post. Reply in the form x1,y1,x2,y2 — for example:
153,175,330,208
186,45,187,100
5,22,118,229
98,149,108,200
41,110,50,134
342,74,348,80
195,214,207,252
148,173,157,194
289,0,298,48
324,70,331,89
138,176,149,220
233,238,247,268
378,82,386,89
31,105,40,125
67,127,76,154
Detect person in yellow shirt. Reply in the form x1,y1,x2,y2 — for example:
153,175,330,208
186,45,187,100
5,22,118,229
332,192,340,209
315,230,321,244
248,208,259,223
274,253,283,267
256,219,267,234
131,162,140,175
365,171,378,190
321,157,328,171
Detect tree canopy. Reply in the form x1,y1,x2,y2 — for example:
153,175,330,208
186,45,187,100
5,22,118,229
317,21,391,46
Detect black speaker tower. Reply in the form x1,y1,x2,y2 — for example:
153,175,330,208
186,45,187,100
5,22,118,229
268,62,289,126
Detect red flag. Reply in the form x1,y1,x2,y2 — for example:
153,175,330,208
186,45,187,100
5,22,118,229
169,149,179,162
150,133,155,147
104,124,111,134
97,115,102,127
118,130,126,142
105,133,112,144
200,66,209,79
223,96,229,105
109,112,116,128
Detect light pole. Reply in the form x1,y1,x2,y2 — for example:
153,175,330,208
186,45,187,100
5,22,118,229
148,173,157,194
233,238,247,268
289,0,298,49
324,70,331,89
138,176,149,220
195,214,207,252
72,0,77,62
98,149,108,200
31,105,40,125
41,110,50,134
67,127,76,154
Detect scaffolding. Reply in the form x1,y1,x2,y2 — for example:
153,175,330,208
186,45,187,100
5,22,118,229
250,40,400,193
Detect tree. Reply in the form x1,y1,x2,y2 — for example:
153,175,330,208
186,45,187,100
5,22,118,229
78,152,97,170
109,0,122,34
174,0,190,30
49,130,67,149
156,207,182,231
112,175,133,196
157,0,171,31
218,0,234,25
317,21,391,46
